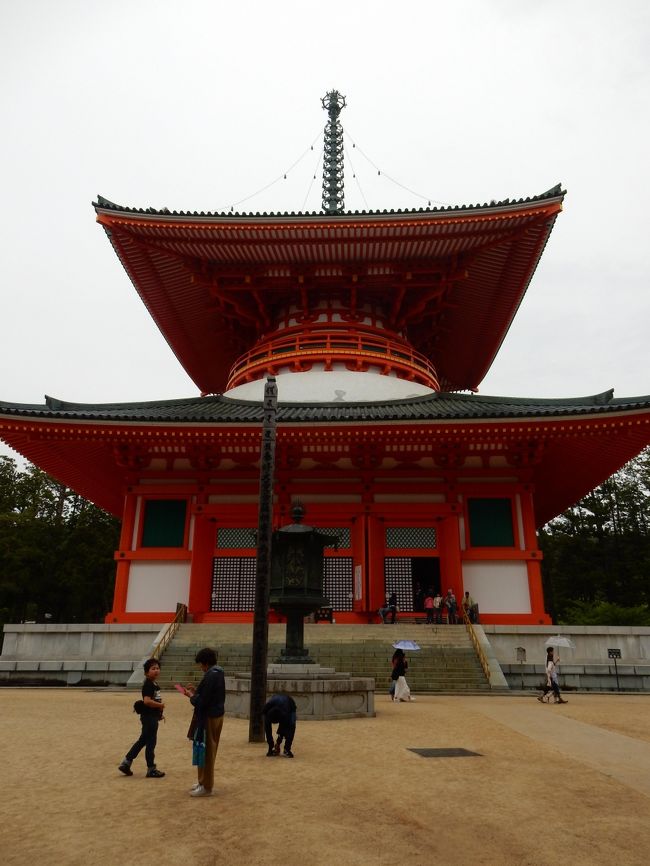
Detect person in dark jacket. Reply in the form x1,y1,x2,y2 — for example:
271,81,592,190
182,647,225,797
263,693,297,758
391,648,413,701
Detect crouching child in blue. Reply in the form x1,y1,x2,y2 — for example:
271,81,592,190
263,694,297,758
118,658,166,778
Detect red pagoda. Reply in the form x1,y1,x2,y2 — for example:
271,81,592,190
1,92,649,625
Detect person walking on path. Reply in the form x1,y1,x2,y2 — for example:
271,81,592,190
118,658,166,778
391,648,414,701
389,648,402,699
182,647,226,797
537,647,568,704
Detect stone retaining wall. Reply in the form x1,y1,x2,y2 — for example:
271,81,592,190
484,625,650,692
4,622,650,691
0,624,164,685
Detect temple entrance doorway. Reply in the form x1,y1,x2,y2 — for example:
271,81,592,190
411,556,440,612
384,556,440,613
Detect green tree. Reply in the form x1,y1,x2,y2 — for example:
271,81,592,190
540,447,650,624
0,457,120,623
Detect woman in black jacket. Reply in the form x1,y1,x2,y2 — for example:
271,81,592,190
182,646,225,797
391,649,413,702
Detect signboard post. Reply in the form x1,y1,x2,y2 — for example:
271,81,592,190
608,648,622,692
248,377,277,742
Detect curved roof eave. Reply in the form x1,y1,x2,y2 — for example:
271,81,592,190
1,389,650,425
93,184,565,222
2,388,648,524
93,186,566,395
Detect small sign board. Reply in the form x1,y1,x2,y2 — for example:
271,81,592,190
516,646,526,662
354,565,362,600
608,648,622,659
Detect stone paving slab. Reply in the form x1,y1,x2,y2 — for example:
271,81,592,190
471,697,650,798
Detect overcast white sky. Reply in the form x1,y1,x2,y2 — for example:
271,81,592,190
1,0,649,463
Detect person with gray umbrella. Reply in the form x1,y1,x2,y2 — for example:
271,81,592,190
537,647,568,704
391,641,419,702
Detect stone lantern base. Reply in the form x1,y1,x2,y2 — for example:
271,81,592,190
225,665,375,720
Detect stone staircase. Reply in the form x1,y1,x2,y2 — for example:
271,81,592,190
157,623,491,693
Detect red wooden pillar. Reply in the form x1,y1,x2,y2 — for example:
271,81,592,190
520,487,550,623
519,487,538,549
188,510,216,620
526,558,549,623
107,561,130,622
366,515,385,613
351,514,367,613
106,492,138,622
438,511,462,597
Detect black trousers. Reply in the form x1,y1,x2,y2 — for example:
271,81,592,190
126,714,159,767
264,715,296,751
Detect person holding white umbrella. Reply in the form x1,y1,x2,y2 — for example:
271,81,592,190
391,641,419,702
537,647,568,704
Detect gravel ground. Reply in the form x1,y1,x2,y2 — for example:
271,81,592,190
2,689,650,866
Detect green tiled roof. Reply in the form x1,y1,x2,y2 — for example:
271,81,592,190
2,388,649,425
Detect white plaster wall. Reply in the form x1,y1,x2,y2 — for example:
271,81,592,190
225,369,434,403
125,562,190,612
462,560,531,614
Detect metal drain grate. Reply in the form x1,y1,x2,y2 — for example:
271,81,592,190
408,748,481,758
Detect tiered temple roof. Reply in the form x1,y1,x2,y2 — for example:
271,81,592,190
1,389,649,526
2,184,648,533
94,186,565,393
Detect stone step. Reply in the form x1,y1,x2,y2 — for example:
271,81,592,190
170,623,473,645
160,656,482,667
158,622,489,692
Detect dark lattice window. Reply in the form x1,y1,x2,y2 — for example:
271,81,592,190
211,557,256,611
314,527,350,548
211,552,352,612
384,557,414,611
467,498,514,547
323,557,353,611
385,527,437,549
216,527,256,549
141,500,187,547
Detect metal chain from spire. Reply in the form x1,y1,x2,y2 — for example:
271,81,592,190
321,90,346,214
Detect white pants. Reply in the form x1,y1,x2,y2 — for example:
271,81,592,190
394,676,411,701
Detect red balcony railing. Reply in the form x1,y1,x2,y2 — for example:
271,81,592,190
227,325,439,391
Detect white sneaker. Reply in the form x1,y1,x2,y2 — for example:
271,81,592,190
189,783,201,792
190,785,213,797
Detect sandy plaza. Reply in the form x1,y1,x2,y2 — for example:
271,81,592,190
1,689,650,866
